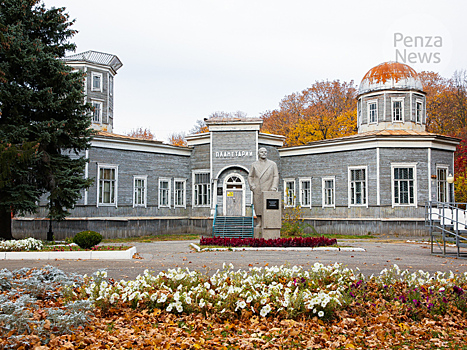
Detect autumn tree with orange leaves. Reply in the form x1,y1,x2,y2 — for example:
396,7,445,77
167,132,187,147
419,70,467,202
126,127,156,140
261,80,357,146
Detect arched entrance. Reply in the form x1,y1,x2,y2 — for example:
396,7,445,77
223,173,246,216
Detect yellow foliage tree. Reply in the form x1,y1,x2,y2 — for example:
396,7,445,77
126,127,156,140
168,132,187,147
261,80,357,146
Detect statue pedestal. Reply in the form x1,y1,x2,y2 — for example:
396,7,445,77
260,191,282,240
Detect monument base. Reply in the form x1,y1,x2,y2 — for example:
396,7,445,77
254,227,262,239
262,228,280,240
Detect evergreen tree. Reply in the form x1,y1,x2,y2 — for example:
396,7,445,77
0,0,93,239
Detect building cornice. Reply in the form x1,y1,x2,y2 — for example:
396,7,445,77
92,135,192,156
279,133,459,157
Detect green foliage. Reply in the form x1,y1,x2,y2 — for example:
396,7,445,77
281,202,314,236
0,0,94,239
73,230,103,249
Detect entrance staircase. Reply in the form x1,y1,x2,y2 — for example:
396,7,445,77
212,205,254,238
426,201,467,259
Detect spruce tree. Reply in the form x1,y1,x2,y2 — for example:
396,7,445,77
0,0,93,239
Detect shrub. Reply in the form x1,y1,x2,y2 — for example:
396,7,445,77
73,231,102,249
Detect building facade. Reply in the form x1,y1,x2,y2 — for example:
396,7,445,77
12,56,459,239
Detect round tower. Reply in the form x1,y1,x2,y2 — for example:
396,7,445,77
357,61,426,133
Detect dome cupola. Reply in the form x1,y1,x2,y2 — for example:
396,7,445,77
357,62,426,134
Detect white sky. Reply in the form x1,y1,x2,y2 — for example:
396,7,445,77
45,0,467,142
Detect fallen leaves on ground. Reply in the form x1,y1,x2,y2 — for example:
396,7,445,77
3,306,466,349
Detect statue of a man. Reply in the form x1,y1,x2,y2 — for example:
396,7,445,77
248,147,279,227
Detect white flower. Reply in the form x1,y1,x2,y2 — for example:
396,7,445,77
157,294,168,303
166,303,173,312
175,301,183,312
204,282,211,289
318,311,324,318
235,300,247,311
246,296,253,303
199,299,206,308
260,304,272,317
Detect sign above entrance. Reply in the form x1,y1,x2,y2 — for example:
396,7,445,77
215,151,254,158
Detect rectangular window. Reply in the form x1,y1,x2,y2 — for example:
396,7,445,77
322,177,335,208
133,176,147,207
392,98,404,122
284,179,295,207
91,72,102,92
159,178,171,208
92,101,102,123
392,164,417,206
174,178,186,208
109,75,113,96
349,167,367,206
97,164,118,207
416,100,423,123
299,178,311,207
368,100,377,124
194,172,210,206
437,167,448,203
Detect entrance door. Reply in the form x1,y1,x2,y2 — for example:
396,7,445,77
223,173,245,216
226,189,243,216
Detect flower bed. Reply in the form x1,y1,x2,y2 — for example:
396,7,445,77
1,264,467,349
200,236,337,248
0,237,43,251
44,244,130,252
0,238,129,252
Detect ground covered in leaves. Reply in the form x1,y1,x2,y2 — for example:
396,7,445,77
1,264,467,349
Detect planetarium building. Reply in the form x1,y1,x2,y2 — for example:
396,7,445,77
13,53,459,239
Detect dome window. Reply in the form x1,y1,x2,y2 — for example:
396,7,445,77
416,100,423,124
367,100,378,124
392,98,404,122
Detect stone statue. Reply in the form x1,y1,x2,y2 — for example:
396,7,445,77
248,147,279,227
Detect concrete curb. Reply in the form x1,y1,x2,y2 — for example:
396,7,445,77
190,243,365,252
0,246,137,260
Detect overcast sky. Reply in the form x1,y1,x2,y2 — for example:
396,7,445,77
45,0,467,142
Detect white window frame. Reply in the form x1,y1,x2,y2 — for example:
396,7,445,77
283,178,296,207
109,74,113,96
415,99,423,124
174,178,187,208
91,100,103,124
367,100,378,124
348,166,368,208
91,72,103,92
391,163,417,207
158,177,171,208
133,175,147,208
392,97,404,123
322,177,335,208
192,170,211,207
299,178,311,208
436,165,449,203
97,163,118,207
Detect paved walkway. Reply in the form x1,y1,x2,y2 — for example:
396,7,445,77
1,239,466,280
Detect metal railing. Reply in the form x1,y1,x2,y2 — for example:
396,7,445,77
425,201,467,258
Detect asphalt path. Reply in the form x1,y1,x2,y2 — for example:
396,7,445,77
1,239,466,280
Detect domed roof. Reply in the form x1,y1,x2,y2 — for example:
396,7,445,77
358,61,423,96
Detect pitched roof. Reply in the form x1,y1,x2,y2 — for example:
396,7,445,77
62,51,123,73
95,131,163,144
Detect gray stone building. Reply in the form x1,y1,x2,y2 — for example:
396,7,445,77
13,56,459,239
